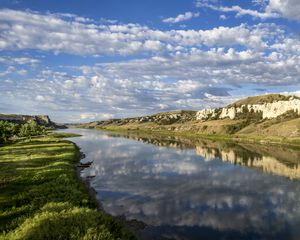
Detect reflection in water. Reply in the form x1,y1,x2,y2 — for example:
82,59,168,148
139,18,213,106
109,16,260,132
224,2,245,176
62,129,300,240
111,132,300,180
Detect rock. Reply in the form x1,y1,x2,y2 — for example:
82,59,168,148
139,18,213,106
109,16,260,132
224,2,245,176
0,114,63,128
196,98,300,120
196,109,217,120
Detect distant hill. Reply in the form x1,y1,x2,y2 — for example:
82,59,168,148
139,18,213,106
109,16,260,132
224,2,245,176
71,94,300,138
227,94,300,107
69,110,197,128
0,114,65,129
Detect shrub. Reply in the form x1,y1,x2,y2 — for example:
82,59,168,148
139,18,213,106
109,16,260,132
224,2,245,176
18,121,46,138
0,121,19,143
0,121,46,143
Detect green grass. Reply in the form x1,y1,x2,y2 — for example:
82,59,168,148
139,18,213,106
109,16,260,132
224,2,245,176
0,134,135,240
100,125,300,148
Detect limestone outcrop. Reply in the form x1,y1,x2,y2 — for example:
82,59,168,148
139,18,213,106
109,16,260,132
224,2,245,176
0,114,64,128
197,96,300,120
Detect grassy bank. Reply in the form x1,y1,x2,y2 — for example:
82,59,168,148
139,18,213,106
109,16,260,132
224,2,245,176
98,126,300,148
0,133,135,240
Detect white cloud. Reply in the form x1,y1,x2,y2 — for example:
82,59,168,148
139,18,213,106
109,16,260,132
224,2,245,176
0,9,162,56
0,66,15,77
0,9,300,122
163,12,199,24
0,56,40,65
0,9,274,57
80,113,113,120
36,95,45,101
196,0,300,21
267,0,300,21
196,1,278,19
219,15,227,20
4,37,300,122
16,69,27,76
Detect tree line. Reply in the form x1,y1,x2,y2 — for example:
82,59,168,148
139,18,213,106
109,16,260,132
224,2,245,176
0,120,46,144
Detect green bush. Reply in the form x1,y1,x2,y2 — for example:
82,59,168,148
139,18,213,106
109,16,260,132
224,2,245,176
0,121,46,144
226,120,251,134
0,121,19,143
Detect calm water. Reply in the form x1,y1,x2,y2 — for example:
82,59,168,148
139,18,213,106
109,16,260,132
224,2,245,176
61,128,300,240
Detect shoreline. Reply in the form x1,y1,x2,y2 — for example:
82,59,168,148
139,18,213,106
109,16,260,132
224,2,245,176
0,133,136,240
73,141,147,236
92,126,300,149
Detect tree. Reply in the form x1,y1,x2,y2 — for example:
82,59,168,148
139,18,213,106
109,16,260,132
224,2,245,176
0,121,19,143
18,121,46,138
0,120,46,144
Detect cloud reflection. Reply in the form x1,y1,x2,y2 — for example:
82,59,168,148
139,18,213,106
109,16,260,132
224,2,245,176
62,129,300,240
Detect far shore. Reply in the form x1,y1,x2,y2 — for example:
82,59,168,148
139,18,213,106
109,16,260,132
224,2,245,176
83,126,300,148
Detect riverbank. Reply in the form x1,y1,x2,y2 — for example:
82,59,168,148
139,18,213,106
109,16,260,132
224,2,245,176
0,132,135,240
96,126,300,148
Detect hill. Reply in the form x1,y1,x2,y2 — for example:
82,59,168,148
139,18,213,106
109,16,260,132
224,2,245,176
72,94,300,139
227,94,299,107
70,110,197,128
0,114,65,129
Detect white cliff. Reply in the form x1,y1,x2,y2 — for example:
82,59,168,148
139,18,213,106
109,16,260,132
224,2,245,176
195,145,300,179
196,108,217,120
197,97,300,120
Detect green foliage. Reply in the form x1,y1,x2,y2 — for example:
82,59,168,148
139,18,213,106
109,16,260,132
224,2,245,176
0,135,135,240
18,121,46,138
210,108,222,120
0,121,19,143
225,120,251,134
276,110,299,121
235,106,263,121
0,121,46,144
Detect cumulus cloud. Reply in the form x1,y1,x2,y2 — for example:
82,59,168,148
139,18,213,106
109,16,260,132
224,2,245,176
196,0,278,19
267,0,300,21
0,56,40,65
80,113,113,120
163,12,199,24
196,0,300,21
0,9,163,56
4,40,300,122
0,8,300,122
0,9,270,56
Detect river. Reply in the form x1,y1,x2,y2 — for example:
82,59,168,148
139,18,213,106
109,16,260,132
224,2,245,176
60,128,300,240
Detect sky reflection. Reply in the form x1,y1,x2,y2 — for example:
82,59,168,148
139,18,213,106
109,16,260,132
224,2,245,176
62,129,300,240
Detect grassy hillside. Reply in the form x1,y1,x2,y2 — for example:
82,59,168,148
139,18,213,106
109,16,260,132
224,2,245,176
80,114,300,139
237,118,300,137
0,133,135,240
228,94,299,107
73,94,300,140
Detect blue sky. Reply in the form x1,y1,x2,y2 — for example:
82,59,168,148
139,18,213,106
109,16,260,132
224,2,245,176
0,0,300,122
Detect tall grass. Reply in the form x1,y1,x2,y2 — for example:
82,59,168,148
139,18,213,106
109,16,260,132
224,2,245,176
0,134,135,240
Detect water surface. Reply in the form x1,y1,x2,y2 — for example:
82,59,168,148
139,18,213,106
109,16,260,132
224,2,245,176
62,128,300,240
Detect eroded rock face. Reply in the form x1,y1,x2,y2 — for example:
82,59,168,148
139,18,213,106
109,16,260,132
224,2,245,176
196,97,300,120
196,109,217,120
0,114,60,128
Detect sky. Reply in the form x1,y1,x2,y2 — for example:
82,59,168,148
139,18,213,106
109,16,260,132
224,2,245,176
0,0,300,123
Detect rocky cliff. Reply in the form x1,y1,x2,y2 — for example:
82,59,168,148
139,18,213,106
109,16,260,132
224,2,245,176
197,95,300,120
0,114,64,128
